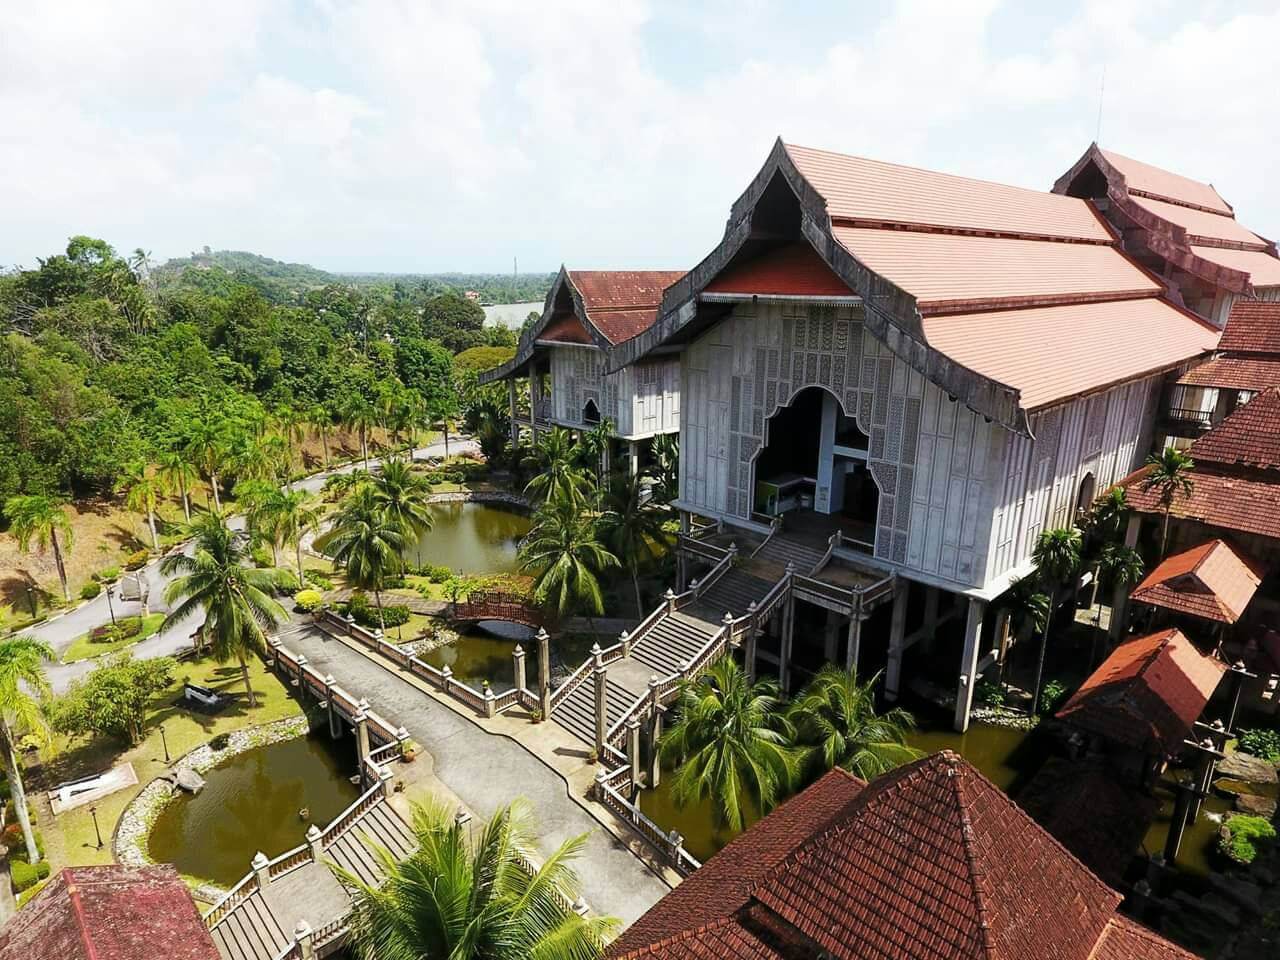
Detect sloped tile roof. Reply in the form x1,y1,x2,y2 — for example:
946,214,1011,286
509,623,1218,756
703,243,855,297
568,270,686,344
922,297,1218,409
1219,300,1280,355
786,144,1114,242
1099,149,1233,215
0,865,221,960
1123,464,1280,540
832,226,1160,313
1129,195,1266,248
1094,918,1202,960
537,312,594,345
1130,539,1263,624
751,752,1120,960
1056,629,1225,754
1189,386,1280,470
1177,357,1280,392
1190,246,1280,289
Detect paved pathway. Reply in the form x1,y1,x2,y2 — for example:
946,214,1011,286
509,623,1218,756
274,620,670,925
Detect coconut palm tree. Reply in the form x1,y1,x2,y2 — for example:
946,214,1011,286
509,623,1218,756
524,428,589,505
1029,527,1083,716
5,495,74,601
432,391,461,459
156,449,199,522
342,396,379,469
598,473,670,615
161,511,287,707
115,461,164,549
371,458,434,540
0,636,54,864
316,486,406,630
519,497,618,617
185,415,230,509
579,417,615,500
342,796,616,960
235,479,281,563
269,489,325,581
1141,447,1195,559
307,404,334,469
660,658,800,832
275,406,307,477
789,665,921,782
651,433,679,503
322,469,371,502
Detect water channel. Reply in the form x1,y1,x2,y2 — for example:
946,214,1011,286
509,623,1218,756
404,501,531,575
148,735,358,887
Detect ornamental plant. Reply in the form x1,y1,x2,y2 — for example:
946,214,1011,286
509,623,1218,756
1220,815,1276,865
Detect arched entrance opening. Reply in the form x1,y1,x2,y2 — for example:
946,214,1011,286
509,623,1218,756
582,398,601,425
753,386,878,548
1075,471,1097,518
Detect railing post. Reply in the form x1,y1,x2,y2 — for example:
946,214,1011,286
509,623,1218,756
688,579,699,598
345,613,356,637
665,588,676,614
626,717,642,798
512,644,527,696
593,768,608,802
379,766,395,798
744,602,759,681
251,851,270,889
537,628,551,720
306,824,323,862
647,675,664,788
268,637,282,669
722,610,736,649
293,919,315,960
396,725,411,758
354,706,370,766
728,542,738,565
323,674,340,739
666,829,685,866
484,685,497,719
592,644,607,759
294,654,307,688
442,665,453,696
620,630,631,657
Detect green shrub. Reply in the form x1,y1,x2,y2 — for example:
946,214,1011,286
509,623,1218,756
424,470,465,485
1039,679,1071,714
303,569,334,591
383,575,407,589
4,824,45,861
250,546,274,568
343,594,411,629
1237,727,1280,762
274,570,301,594
975,678,1007,707
1220,815,1276,864
10,859,50,892
123,549,149,570
414,563,453,583
88,615,143,645
79,581,102,600
209,732,231,751
93,566,122,583
294,589,324,613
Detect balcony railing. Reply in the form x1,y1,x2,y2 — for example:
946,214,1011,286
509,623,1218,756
1163,406,1214,430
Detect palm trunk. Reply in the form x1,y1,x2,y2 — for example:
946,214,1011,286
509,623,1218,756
320,428,330,468
210,470,222,510
361,426,369,470
1,719,40,864
51,529,69,601
1030,586,1056,716
238,652,257,707
1161,509,1171,559
632,568,644,618
296,542,306,582
373,589,386,630
179,474,191,521
443,424,450,459
148,510,159,549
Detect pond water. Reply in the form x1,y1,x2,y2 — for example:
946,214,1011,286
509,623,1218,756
148,735,358,887
403,501,530,574
420,626,599,692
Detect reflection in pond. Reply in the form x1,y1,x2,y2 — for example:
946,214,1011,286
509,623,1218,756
420,627,599,692
148,735,358,887
405,502,531,574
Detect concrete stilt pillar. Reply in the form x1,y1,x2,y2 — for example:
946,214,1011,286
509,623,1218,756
676,512,690,591
779,584,796,694
823,608,841,663
953,597,987,732
921,586,940,654
354,708,370,765
885,580,909,699
508,379,519,443
846,613,863,675
744,602,759,682
1110,515,1142,641
592,644,608,758
324,675,340,738
512,644,527,696
647,676,664,788
628,440,641,478
537,628,551,720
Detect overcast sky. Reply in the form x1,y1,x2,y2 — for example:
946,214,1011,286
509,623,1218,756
3,0,1277,275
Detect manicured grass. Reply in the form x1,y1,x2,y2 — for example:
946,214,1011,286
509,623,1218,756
61,613,167,664
38,654,302,873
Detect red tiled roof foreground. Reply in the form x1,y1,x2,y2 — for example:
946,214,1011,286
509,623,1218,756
568,270,686,345
1056,629,1225,757
1188,386,1280,471
1129,539,1263,624
0,865,220,960
1177,356,1280,393
1123,466,1280,541
1219,300,1280,355
607,753,1197,960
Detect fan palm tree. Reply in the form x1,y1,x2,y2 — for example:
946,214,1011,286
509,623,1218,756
161,511,287,707
1029,527,1082,716
156,449,199,522
1141,447,1195,558
0,636,55,864
524,429,590,506
789,665,921,782
316,486,406,629
5,495,74,601
519,497,618,617
115,461,164,549
371,458,434,540
598,473,670,615
659,658,800,832
342,797,616,960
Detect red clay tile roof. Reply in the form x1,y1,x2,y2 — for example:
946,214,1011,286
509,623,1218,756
606,768,865,957
702,243,856,298
1189,386,1280,470
537,312,594,345
1219,300,1280,356
1056,629,1225,755
1094,918,1202,960
922,297,1218,410
786,144,1114,242
1177,357,1280,392
1190,246,1280,289
1130,539,1263,624
1099,149,1233,216
752,751,1121,960
1122,465,1280,540
0,865,221,960
567,270,686,345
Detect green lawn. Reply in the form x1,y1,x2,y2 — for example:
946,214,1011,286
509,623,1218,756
38,654,302,874
61,613,167,664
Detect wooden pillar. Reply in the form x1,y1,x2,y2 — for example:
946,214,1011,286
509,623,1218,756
921,586,940,654
823,608,841,663
884,580,908,699
629,440,641,478
537,628,551,720
592,644,608,758
779,581,796,694
744,601,760,683
508,379,519,444
845,612,863,674
529,370,542,441
953,597,986,733
1164,776,1196,865
1226,662,1255,733
676,512,690,592
1110,514,1142,641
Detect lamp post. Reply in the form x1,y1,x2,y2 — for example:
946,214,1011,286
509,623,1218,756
90,805,103,849
25,585,36,617
105,583,117,626
159,723,170,763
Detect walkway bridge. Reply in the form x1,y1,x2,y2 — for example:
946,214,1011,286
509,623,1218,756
449,590,554,632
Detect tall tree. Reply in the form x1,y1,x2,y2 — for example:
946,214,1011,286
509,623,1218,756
371,458,434,541
115,461,164,549
5,494,74,601
789,665,921,782
307,404,333,469
156,449,198,522
270,489,325,580
185,415,230,509
1141,447,1195,559
48,655,175,745
659,658,800,832
1029,527,1082,716
316,485,406,630
341,396,378,470
598,473,669,615
343,797,616,960
651,433,679,503
524,428,589,505
0,636,55,864
519,497,617,617
161,511,287,707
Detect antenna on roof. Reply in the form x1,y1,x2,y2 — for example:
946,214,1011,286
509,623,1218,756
1094,63,1107,145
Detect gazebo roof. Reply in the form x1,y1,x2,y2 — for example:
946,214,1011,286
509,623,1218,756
1130,539,1263,624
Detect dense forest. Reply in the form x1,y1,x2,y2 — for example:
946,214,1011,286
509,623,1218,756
0,236,538,508
155,248,555,306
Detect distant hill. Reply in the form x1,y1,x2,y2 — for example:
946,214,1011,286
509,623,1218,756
155,248,554,305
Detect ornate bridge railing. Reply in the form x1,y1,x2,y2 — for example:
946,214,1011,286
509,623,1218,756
450,591,553,631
